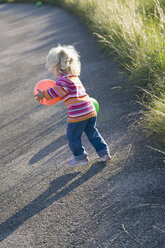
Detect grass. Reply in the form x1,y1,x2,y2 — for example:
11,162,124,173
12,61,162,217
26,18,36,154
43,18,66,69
1,0,165,148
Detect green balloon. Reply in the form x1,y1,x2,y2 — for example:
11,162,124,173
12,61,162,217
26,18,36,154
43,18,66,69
36,1,42,7
90,97,99,113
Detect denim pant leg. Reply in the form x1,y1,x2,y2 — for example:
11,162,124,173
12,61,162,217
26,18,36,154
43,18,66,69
66,121,87,161
84,117,109,157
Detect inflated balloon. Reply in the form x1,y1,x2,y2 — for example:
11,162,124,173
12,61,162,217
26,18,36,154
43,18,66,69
34,79,61,106
90,97,99,113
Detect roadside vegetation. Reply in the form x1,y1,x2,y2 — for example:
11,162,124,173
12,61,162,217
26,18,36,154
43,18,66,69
1,0,165,148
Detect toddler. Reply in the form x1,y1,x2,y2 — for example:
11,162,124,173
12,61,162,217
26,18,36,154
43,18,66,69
35,45,111,167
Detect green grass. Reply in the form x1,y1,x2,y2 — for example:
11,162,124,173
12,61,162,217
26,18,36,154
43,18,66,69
1,0,165,148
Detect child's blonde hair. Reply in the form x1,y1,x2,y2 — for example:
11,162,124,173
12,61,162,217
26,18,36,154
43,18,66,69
46,45,81,76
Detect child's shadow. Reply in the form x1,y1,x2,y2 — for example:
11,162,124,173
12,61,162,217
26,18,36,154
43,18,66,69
29,135,66,165
0,162,106,242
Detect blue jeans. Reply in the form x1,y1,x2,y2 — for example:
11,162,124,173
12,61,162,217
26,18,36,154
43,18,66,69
66,117,109,161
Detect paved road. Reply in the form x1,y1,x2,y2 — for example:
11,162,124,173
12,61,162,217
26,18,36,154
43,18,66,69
0,3,164,248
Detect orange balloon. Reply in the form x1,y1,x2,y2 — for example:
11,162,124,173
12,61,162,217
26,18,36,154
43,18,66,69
34,79,62,106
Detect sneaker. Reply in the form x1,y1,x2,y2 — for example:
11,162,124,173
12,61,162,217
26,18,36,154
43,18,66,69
68,157,88,167
97,154,111,162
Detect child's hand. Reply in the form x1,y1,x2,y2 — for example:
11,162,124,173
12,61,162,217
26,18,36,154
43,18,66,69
35,89,44,103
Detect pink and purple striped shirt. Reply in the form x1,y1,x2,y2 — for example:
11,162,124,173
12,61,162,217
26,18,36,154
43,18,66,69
43,74,97,122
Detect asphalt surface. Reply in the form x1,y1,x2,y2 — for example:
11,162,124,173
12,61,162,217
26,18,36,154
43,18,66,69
0,3,165,248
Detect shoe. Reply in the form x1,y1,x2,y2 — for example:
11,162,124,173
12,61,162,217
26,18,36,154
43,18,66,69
97,154,111,162
68,157,88,167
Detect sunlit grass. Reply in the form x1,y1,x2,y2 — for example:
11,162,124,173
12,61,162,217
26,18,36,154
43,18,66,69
140,88,165,146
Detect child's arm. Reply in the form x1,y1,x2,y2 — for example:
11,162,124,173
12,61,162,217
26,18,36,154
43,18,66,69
43,84,68,100
35,83,68,102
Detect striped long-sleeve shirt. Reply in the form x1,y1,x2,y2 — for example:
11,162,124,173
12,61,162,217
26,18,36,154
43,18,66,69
43,74,97,123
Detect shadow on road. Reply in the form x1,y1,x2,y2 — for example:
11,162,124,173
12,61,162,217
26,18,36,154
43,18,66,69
0,162,106,242
29,135,66,165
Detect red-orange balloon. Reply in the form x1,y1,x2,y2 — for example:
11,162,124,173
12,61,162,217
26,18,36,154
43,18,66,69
34,79,62,106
